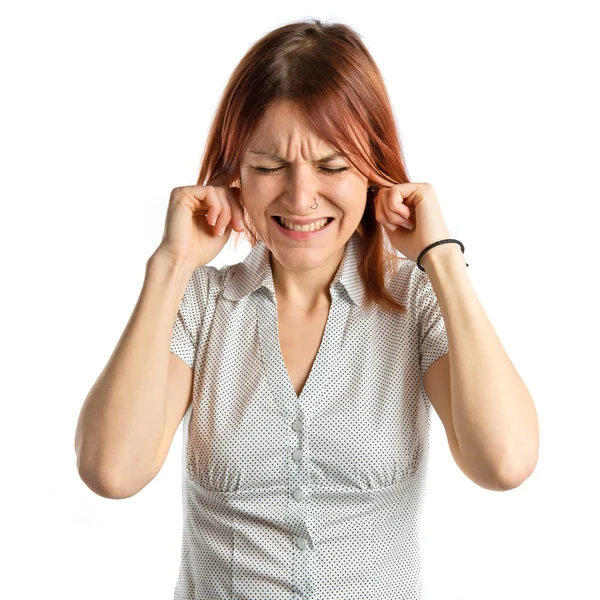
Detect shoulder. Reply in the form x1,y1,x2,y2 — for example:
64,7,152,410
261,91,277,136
385,258,430,312
181,263,229,309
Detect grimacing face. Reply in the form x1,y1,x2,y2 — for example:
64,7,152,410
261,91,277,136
238,99,374,274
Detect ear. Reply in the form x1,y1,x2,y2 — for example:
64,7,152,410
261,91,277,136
366,169,395,189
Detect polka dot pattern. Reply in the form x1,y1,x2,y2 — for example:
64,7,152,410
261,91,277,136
169,230,449,599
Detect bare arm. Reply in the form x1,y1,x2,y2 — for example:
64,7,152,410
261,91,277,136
74,250,196,498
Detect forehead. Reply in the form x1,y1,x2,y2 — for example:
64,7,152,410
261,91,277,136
245,101,335,151
242,99,370,169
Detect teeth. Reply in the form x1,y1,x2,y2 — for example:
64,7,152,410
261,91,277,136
278,217,329,232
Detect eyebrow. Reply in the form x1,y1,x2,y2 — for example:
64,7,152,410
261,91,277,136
248,150,345,164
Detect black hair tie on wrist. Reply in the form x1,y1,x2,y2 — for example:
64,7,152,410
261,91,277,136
416,239,469,272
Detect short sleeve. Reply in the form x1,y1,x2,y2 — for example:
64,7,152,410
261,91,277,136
416,267,449,380
169,266,210,369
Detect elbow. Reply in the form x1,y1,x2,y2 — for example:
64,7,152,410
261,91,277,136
497,449,539,491
497,460,538,491
76,459,139,500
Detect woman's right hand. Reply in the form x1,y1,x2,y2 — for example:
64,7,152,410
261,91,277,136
154,174,246,271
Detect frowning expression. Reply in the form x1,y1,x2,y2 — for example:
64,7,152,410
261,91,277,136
239,99,371,271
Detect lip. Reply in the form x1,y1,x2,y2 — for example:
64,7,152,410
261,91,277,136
275,216,333,225
272,216,334,240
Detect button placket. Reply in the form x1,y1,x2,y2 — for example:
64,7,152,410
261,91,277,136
292,418,304,463
295,537,309,550
289,415,311,557
291,417,306,501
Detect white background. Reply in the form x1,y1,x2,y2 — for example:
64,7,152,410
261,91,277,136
2,1,598,599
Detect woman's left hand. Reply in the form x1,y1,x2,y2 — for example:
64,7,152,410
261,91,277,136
371,181,452,264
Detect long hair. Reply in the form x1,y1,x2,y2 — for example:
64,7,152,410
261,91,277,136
197,18,412,312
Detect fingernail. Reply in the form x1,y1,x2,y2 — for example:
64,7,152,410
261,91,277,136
385,223,397,232
217,227,225,236
401,223,413,230
236,219,245,230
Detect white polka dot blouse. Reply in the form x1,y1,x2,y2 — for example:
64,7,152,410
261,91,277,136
169,229,449,599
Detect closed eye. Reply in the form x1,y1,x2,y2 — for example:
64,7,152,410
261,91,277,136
254,166,348,175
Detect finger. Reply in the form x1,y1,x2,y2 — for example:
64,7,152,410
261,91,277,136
380,193,412,229
374,194,395,230
181,184,220,224
227,186,246,231
188,184,223,230
212,187,232,237
206,187,224,229
387,187,412,219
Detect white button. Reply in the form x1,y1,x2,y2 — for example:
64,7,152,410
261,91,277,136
292,418,303,432
292,449,302,461
296,537,309,550
292,488,303,501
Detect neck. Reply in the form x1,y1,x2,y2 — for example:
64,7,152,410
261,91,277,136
270,248,343,312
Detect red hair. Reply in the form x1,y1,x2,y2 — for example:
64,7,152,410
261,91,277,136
197,18,412,312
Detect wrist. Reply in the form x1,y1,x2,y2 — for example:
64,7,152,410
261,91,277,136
147,248,197,277
420,242,465,274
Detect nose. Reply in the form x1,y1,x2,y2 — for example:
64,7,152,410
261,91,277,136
282,170,322,215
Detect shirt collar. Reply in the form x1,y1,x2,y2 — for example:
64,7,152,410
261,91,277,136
221,230,366,306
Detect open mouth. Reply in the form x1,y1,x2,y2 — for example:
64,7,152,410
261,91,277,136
272,216,334,232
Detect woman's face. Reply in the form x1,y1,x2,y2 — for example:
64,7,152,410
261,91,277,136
239,99,372,272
